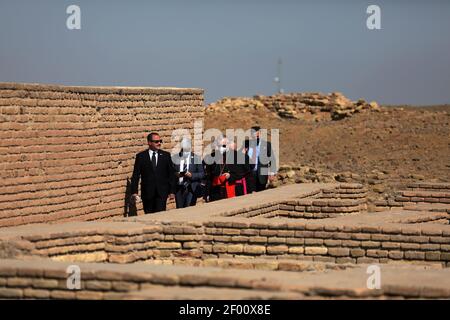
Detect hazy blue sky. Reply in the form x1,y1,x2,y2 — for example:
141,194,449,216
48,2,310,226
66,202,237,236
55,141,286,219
0,0,449,104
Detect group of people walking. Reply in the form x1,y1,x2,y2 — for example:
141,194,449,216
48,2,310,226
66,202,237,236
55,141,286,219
130,126,277,214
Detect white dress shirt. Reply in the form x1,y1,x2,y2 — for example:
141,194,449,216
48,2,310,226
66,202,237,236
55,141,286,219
179,153,191,185
149,149,158,167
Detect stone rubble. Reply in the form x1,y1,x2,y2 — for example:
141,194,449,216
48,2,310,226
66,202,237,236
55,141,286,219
206,92,381,120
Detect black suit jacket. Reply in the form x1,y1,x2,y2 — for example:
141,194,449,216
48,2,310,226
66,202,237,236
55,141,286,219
249,139,277,185
171,152,205,194
130,149,176,199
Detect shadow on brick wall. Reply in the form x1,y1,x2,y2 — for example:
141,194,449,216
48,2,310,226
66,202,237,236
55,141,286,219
124,178,137,217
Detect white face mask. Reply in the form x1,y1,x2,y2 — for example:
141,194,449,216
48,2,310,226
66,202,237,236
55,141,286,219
182,151,190,157
219,146,228,154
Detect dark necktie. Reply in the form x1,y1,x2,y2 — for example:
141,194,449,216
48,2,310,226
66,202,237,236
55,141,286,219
151,151,157,170
183,157,188,172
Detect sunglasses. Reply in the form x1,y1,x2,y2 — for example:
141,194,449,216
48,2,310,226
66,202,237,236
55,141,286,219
151,139,163,144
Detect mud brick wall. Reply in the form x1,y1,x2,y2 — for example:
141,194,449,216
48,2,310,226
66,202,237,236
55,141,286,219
375,182,450,210
16,219,450,267
0,83,204,228
199,221,450,266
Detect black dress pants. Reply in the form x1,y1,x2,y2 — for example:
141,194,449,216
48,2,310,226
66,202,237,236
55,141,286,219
142,194,167,214
253,172,267,192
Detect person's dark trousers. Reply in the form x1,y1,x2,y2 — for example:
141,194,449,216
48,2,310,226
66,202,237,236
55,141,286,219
253,171,267,192
142,195,167,213
175,187,196,208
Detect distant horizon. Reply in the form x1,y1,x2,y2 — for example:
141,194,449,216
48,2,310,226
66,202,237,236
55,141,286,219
1,0,449,105
1,80,450,107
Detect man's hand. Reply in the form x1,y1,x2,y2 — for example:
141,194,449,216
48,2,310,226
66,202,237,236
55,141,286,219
130,194,141,204
169,193,175,200
268,174,277,182
224,173,231,180
185,171,192,178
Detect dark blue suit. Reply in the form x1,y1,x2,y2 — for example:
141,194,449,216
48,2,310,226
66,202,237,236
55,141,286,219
172,152,205,208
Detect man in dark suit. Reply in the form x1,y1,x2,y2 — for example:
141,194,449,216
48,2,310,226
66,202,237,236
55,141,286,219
172,137,205,208
247,126,277,192
130,132,176,214
207,136,251,201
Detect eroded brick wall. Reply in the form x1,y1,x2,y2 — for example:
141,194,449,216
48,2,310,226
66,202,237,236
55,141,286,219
0,82,204,227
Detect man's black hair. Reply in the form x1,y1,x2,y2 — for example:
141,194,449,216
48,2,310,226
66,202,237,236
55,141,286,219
147,132,160,142
251,125,261,132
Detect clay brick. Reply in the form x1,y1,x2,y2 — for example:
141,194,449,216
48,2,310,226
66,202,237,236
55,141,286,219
260,229,278,237
425,252,441,261
286,222,306,230
7,277,33,287
305,238,324,246
23,288,50,299
267,245,289,255
313,256,336,263
366,250,388,258
350,249,365,257
351,233,371,241
111,281,139,292
421,229,443,236
32,279,59,289
230,236,249,243
240,229,259,236
267,237,287,244
332,232,352,240
277,230,295,237
212,244,227,253
404,251,425,260
50,290,76,299
388,251,404,260
400,243,420,250
430,237,450,244
288,247,305,254
0,288,23,298
85,280,112,291
409,236,429,244
227,244,244,254
371,234,390,241
248,236,267,244
286,238,304,245
295,231,314,238
76,291,104,300
222,228,240,236
420,244,440,251
381,242,401,250
173,235,197,241
305,247,328,255
314,231,333,239
182,242,198,249
305,224,324,231
324,239,342,247
328,248,350,257
213,236,231,242
341,240,360,247
361,241,380,249
243,245,266,255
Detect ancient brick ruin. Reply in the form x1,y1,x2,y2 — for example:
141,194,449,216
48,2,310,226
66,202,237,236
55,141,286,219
0,83,449,299
0,82,204,227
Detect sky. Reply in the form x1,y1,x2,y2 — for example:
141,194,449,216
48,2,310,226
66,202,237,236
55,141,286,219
0,0,449,105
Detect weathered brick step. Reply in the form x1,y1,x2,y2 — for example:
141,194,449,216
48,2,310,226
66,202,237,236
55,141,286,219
124,285,304,300
406,182,450,192
395,191,450,204
404,203,450,213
